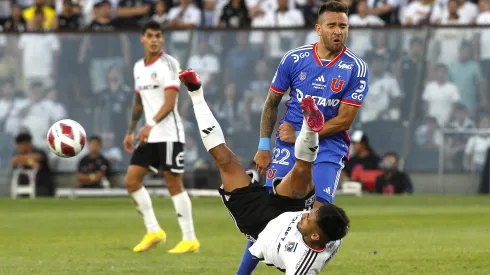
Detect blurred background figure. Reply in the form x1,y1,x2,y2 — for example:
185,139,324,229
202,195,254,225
342,131,381,181
76,135,111,188
375,152,413,195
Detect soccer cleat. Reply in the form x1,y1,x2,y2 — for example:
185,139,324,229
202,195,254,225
133,229,167,253
179,68,202,92
168,239,201,254
301,97,324,132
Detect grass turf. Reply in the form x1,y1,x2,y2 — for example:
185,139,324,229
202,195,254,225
0,195,489,274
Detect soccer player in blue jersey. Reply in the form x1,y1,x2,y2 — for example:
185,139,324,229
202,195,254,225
236,0,369,274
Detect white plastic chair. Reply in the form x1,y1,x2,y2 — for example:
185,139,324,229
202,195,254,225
10,168,38,199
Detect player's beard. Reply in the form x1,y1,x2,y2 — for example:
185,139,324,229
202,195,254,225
323,36,344,56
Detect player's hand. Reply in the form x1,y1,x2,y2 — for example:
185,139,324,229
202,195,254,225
278,122,296,143
137,124,153,144
123,133,135,153
254,150,271,175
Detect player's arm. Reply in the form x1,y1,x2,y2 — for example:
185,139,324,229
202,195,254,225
260,90,284,139
127,93,144,134
319,65,369,138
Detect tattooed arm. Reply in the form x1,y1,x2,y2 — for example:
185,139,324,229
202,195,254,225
259,89,284,138
128,93,144,133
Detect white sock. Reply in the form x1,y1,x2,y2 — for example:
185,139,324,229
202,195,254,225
294,118,319,163
131,187,161,233
189,87,225,151
171,191,196,241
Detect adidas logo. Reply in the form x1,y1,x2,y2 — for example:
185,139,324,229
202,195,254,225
315,75,325,82
177,213,183,218
201,126,216,135
308,146,319,152
224,195,231,201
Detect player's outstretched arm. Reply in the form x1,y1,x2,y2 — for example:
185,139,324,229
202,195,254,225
254,90,284,174
275,97,323,199
180,69,251,192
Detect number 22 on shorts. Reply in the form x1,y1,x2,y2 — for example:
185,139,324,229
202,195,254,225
271,148,290,166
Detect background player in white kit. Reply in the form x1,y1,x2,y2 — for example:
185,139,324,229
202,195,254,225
179,68,350,274
123,21,199,254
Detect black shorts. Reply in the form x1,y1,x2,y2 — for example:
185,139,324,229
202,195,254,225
130,142,184,173
219,180,315,242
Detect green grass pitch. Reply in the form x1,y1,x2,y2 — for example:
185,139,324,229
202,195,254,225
1,195,489,274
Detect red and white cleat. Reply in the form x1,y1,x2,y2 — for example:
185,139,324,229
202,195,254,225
179,68,202,92
301,97,324,133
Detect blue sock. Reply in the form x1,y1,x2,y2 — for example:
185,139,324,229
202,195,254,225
236,240,259,275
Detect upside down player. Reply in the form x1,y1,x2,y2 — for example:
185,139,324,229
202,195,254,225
123,21,199,253
179,68,350,274
240,1,369,273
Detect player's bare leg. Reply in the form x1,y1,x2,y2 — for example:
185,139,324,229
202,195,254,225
125,165,166,252
275,97,324,200
179,69,251,192
164,171,200,254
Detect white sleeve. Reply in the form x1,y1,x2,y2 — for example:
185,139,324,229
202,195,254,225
285,251,323,275
133,64,139,93
163,58,181,91
166,7,179,21
248,242,264,260
422,83,431,101
190,7,202,27
390,77,402,97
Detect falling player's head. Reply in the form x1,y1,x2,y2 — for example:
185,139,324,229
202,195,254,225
315,0,349,54
298,204,349,246
140,21,164,56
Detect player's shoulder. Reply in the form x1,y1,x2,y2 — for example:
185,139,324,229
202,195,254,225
134,58,145,71
160,53,181,73
339,47,369,77
279,44,315,65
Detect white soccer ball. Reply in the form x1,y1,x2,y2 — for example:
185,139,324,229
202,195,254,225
47,119,86,158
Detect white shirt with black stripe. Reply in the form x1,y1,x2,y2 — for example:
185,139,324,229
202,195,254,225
249,212,342,274
133,52,185,143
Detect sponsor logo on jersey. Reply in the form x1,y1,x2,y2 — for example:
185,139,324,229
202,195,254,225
138,84,160,91
330,78,345,93
285,242,298,252
291,52,310,63
304,195,315,208
300,72,306,81
351,80,367,101
280,215,300,241
296,89,340,107
337,61,354,70
315,75,325,82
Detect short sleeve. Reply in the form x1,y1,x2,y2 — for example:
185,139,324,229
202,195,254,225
285,251,323,275
270,54,293,94
133,64,139,94
341,61,369,107
190,8,202,27
163,57,181,91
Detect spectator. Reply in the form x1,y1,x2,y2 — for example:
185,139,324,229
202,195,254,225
212,82,238,134
398,37,424,120
187,39,220,96
414,116,443,150
360,54,403,124
96,66,132,144
2,4,26,32
431,0,479,24
203,0,219,27
366,0,400,24
375,152,413,194
11,132,54,196
445,103,476,169
342,130,381,180
58,0,79,30
19,16,60,90
0,81,19,166
422,64,461,127
225,32,258,92
464,115,490,172
22,0,57,30
242,60,270,131
151,0,168,26
219,0,250,28
302,0,324,27
448,41,484,114
76,135,111,188
87,0,119,30
116,0,152,28
476,0,490,111
349,0,385,26
402,0,433,25
167,0,202,29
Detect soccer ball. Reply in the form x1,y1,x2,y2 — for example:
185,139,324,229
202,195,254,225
47,119,86,158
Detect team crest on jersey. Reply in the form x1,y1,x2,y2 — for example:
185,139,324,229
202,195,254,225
304,195,315,208
285,242,298,252
330,78,345,93
151,72,157,80
267,169,277,179
299,72,306,81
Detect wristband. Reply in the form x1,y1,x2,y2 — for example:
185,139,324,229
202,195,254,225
147,120,156,127
295,131,300,138
258,137,271,151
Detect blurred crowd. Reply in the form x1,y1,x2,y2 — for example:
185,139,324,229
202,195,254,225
1,1,490,177
0,0,490,32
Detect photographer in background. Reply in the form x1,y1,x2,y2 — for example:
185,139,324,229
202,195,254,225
76,135,111,188
375,152,413,195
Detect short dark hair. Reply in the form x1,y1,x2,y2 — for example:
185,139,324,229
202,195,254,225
316,204,350,243
89,135,102,143
141,20,162,34
383,152,399,161
318,0,349,19
15,132,32,143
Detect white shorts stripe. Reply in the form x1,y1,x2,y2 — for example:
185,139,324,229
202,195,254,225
166,142,173,166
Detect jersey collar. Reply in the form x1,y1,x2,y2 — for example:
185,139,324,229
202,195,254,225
312,42,346,68
144,51,164,67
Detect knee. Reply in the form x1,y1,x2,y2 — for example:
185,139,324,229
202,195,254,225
125,175,142,193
